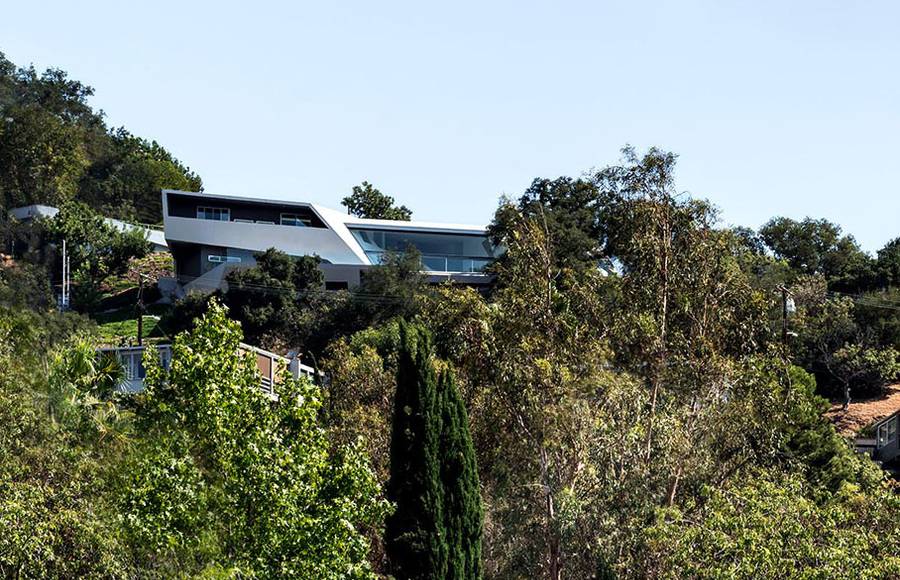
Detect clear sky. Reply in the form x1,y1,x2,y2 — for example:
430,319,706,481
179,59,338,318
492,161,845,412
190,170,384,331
3,1,898,251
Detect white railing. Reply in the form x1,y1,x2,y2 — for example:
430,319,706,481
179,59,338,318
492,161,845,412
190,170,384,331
98,344,172,393
364,251,492,273
99,343,317,395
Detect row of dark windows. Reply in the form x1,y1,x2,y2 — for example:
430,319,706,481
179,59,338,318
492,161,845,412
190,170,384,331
167,194,327,228
196,205,315,228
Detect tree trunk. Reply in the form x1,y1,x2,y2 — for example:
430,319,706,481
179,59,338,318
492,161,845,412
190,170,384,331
665,465,683,507
645,378,660,459
541,448,562,580
645,206,671,461
547,493,561,580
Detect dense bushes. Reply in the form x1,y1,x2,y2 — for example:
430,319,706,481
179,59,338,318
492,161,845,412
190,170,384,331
46,201,151,311
0,300,389,578
644,472,900,579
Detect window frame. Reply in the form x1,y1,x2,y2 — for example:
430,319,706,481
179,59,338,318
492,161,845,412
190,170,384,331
207,255,242,264
196,206,231,221
878,416,898,448
280,213,313,227
348,227,496,272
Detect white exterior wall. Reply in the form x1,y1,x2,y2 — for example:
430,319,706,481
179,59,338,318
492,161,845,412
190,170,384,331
164,215,369,264
107,217,168,250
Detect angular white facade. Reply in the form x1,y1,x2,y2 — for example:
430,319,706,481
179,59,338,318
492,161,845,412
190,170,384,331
161,190,499,290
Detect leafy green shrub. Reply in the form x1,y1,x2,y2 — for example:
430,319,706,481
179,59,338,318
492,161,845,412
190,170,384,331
0,309,129,579
0,259,53,309
124,299,390,577
642,472,900,579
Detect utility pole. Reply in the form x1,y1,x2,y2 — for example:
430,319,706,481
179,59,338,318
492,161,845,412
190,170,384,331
61,239,65,311
60,239,69,311
66,247,70,309
778,285,794,345
136,273,145,346
781,286,788,344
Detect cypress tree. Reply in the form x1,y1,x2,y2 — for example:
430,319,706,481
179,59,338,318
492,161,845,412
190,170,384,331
438,368,484,580
385,321,447,579
385,321,484,579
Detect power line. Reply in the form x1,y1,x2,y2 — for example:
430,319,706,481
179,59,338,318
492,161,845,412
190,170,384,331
824,290,900,312
160,274,411,305
827,290,900,306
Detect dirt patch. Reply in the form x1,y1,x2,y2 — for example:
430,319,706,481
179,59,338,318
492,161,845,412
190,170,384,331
826,384,900,436
1,254,18,268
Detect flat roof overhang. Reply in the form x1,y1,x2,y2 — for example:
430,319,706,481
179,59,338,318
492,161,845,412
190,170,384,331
162,189,490,236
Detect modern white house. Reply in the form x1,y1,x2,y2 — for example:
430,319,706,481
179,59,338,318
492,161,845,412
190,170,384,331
161,189,501,293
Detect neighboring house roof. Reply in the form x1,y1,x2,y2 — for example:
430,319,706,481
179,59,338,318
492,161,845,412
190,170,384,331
825,383,900,436
8,204,59,221
8,204,167,250
106,217,167,249
874,409,900,430
162,189,489,234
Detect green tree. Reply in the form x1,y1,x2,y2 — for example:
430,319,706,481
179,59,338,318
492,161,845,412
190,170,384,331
342,181,412,220
790,276,900,404
223,247,323,346
79,128,203,223
385,321,447,578
0,258,53,310
876,237,900,288
48,339,125,433
0,103,87,208
444,210,617,579
0,52,201,221
830,344,900,408
759,216,874,291
489,176,603,273
126,299,389,577
159,290,215,338
852,286,900,348
46,200,150,311
437,368,483,580
352,248,427,324
323,324,400,481
594,146,769,476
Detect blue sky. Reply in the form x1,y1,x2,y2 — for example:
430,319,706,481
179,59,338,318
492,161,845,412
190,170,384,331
3,1,899,251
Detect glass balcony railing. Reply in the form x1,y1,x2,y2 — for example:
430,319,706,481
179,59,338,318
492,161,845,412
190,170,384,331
365,251,491,273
